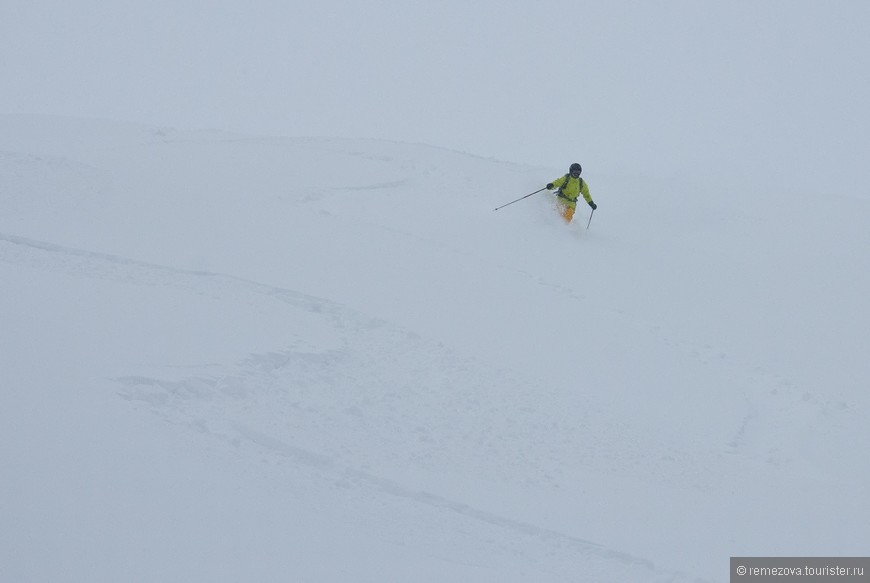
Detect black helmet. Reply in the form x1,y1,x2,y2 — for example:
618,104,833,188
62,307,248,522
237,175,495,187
569,163,582,176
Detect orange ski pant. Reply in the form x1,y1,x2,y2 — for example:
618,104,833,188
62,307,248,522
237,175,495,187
557,201,575,223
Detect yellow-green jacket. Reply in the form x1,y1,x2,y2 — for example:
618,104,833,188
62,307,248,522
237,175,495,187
550,174,592,208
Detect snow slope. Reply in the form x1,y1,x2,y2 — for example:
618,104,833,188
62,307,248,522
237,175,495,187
1,115,868,582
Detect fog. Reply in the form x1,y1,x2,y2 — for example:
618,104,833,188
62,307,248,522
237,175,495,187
3,3,870,579
3,1,868,194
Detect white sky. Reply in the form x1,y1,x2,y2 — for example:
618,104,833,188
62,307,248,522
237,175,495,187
2,0,869,197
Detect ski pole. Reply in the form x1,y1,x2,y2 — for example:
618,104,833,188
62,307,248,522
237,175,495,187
493,188,547,211
586,208,595,230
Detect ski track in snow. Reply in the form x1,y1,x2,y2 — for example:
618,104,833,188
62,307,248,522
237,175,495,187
0,231,717,582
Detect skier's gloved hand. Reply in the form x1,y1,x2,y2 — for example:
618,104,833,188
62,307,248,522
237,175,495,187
546,183,554,190
588,201,597,210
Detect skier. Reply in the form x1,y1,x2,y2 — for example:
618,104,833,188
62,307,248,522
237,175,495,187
546,163,597,223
